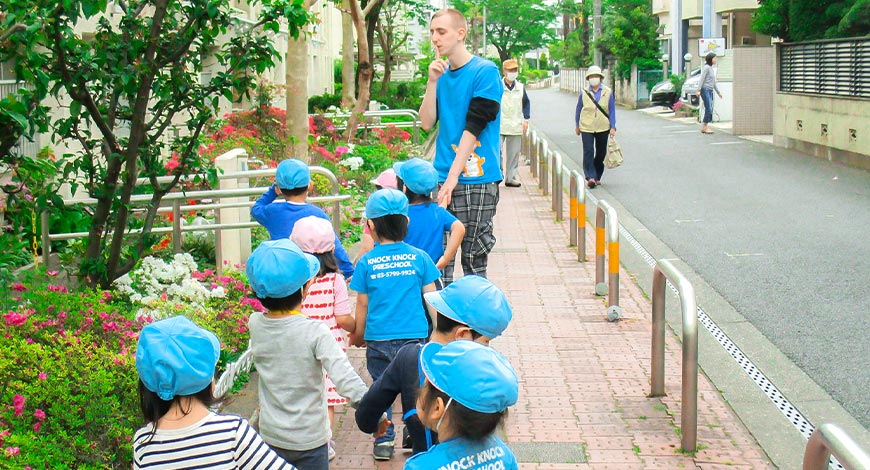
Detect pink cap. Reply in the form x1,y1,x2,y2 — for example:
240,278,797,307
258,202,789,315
290,216,335,254
370,168,398,189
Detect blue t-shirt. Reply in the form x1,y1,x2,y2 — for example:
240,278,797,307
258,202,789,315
250,187,354,279
435,56,503,185
350,242,440,341
406,203,458,264
404,435,518,470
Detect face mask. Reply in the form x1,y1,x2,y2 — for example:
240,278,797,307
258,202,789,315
588,77,601,87
434,397,453,433
506,72,518,81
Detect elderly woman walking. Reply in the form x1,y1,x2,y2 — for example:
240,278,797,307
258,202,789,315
697,52,723,134
574,66,616,189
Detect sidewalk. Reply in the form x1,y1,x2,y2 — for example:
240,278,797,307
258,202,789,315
225,163,776,469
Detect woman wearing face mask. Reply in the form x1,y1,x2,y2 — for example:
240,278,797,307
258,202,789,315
574,66,616,189
697,52,723,134
499,59,531,188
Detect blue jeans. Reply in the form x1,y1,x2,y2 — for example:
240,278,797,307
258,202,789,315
366,338,425,444
270,443,328,470
700,88,714,123
581,130,609,182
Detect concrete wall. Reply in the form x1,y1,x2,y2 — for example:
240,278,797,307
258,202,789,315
732,46,774,135
613,64,640,109
774,94,870,170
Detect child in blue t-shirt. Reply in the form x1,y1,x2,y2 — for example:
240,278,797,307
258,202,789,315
349,189,441,461
250,158,354,278
404,341,519,470
393,158,465,282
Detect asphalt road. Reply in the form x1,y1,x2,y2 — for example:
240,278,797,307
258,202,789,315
527,86,870,428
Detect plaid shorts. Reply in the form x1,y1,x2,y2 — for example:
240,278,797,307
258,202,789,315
441,182,500,281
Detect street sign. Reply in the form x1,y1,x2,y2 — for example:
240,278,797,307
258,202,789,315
699,38,726,56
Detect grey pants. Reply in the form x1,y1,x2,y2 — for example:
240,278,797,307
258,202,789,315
500,134,522,184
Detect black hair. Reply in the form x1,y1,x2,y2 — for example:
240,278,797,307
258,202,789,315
370,214,408,242
312,251,338,276
419,380,506,441
138,380,218,444
705,52,716,66
401,183,434,204
257,288,304,311
278,186,308,198
435,311,483,340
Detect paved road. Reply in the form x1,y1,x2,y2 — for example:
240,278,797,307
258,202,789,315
527,86,870,428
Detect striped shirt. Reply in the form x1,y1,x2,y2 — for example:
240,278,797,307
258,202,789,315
133,413,296,470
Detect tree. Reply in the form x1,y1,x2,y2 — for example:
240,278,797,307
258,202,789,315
454,0,556,62
0,0,310,287
598,0,659,78
752,0,869,42
374,0,431,95
343,0,386,140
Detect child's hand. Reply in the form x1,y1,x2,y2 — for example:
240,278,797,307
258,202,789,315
375,413,391,438
435,256,448,270
348,331,366,348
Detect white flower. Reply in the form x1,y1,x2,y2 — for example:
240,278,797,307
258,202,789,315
340,156,364,171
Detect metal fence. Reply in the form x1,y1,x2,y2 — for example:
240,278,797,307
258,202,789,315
0,81,42,158
779,37,870,98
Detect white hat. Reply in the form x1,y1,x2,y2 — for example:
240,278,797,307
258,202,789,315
585,66,604,80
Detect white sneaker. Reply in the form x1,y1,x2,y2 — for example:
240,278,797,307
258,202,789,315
328,440,336,461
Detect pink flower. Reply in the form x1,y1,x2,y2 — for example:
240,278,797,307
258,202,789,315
25,338,34,344
12,395,25,417
34,409,46,421
102,321,119,333
335,145,350,157
11,283,26,292
47,284,68,293
38,372,47,381
2,311,28,327
4,446,19,457
46,270,59,277
33,422,41,432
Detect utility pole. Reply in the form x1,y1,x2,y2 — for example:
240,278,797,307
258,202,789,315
593,0,602,66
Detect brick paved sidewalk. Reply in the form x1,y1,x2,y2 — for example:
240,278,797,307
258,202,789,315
322,163,776,470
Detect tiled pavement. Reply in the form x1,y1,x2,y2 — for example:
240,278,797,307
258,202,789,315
325,163,776,469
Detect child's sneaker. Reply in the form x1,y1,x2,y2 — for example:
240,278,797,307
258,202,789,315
373,441,394,460
401,427,413,449
328,440,336,461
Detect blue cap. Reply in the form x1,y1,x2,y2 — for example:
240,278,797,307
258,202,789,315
365,188,409,219
393,158,439,195
424,276,512,338
276,159,310,190
246,239,320,298
136,316,221,401
420,341,518,413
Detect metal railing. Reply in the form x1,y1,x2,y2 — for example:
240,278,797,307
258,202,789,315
40,163,349,266
315,109,423,143
568,170,587,261
650,259,699,452
779,37,870,99
802,423,870,470
0,81,42,158
595,200,621,321
214,347,254,400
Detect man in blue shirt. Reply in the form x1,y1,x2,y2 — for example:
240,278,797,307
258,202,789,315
419,8,502,284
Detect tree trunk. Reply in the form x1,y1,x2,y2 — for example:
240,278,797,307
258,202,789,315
377,25,392,96
344,0,382,140
341,0,356,108
364,2,383,93
286,1,313,161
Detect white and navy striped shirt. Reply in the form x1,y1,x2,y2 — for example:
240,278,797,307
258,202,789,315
133,413,296,470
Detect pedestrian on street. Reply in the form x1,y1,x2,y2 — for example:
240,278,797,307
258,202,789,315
420,8,503,283
574,65,616,189
499,58,530,188
698,52,723,134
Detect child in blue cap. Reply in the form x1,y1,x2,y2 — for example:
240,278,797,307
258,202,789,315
133,315,296,469
406,340,519,470
355,275,512,456
349,188,442,460
393,157,465,281
247,239,374,469
251,158,354,279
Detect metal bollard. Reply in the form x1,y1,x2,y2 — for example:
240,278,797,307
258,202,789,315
594,199,621,320
650,259,699,452
172,200,183,253
802,423,870,470
551,154,563,218
573,170,587,262
537,140,545,189
529,131,538,178
569,172,578,246
541,145,549,196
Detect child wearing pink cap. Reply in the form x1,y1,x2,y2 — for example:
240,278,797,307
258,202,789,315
355,168,399,263
291,216,355,461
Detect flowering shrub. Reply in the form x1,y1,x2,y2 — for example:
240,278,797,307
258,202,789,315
0,264,259,467
113,253,226,313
